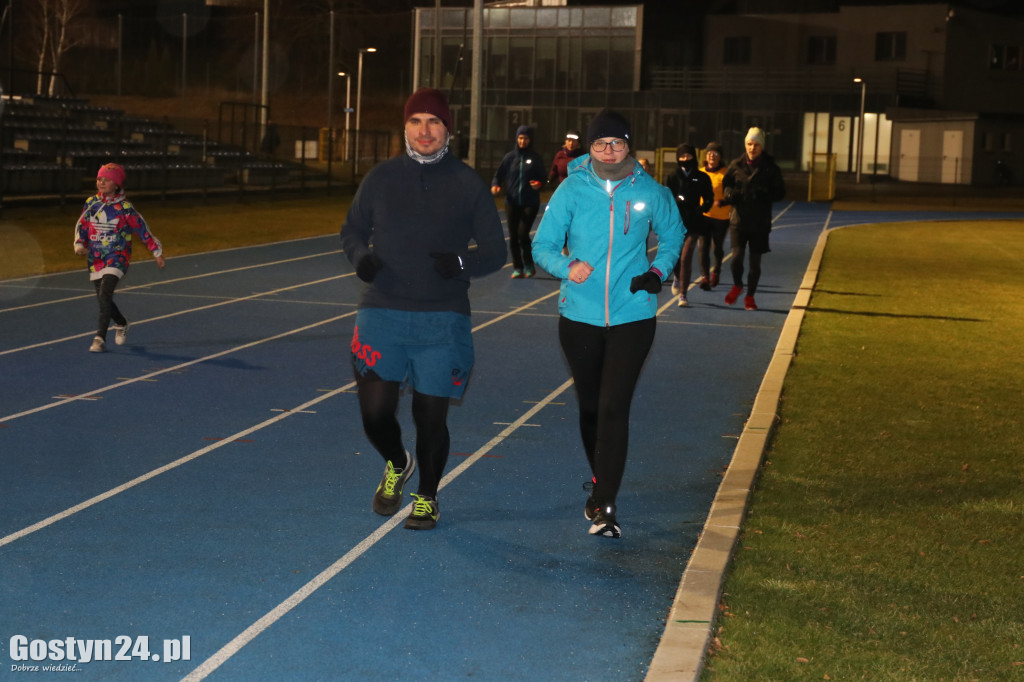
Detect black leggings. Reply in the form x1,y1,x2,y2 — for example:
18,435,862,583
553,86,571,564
701,218,729,275
558,316,656,509
729,225,764,296
506,203,539,271
353,369,451,498
93,274,127,340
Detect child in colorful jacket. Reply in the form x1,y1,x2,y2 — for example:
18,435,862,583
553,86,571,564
74,163,165,353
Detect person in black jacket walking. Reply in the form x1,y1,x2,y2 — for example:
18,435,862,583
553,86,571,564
721,127,786,311
665,144,714,306
492,125,546,278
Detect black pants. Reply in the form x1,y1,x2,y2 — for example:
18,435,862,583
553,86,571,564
93,274,127,340
701,217,729,275
352,369,451,498
558,316,656,509
506,203,539,271
729,225,764,296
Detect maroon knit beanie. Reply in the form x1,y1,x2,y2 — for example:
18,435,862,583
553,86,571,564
403,88,452,131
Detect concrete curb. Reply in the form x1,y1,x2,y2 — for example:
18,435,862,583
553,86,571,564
645,224,831,681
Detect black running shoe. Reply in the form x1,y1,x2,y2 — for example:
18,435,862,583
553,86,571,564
372,451,415,516
404,493,440,530
583,479,597,521
588,504,621,538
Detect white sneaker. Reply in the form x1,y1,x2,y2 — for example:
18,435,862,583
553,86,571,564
89,336,106,353
114,321,130,346
670,278,681,295
677,294,688,307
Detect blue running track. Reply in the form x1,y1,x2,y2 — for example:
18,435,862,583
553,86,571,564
3,202,1019,681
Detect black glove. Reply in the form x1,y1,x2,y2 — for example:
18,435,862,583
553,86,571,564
429,252,464,279
355,253,382,283
629,271,662,294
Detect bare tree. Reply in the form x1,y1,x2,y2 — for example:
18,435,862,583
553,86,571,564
24,0,92,95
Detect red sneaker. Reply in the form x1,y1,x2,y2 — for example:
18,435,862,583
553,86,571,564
724,285,742,305
744,295,757,310
710,270,719,287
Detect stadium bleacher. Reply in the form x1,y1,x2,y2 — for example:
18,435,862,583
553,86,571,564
1,94,293,199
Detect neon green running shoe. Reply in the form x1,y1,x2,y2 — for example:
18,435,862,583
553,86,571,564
404,493,440,530
372,452,415,516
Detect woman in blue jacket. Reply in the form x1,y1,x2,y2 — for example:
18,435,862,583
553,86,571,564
532,109,684,538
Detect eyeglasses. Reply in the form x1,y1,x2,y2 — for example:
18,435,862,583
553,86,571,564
590,139,627,152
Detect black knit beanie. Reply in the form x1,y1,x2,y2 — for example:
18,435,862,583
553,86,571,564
587,109,631,146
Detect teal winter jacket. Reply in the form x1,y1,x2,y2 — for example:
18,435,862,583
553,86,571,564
532,154,685,327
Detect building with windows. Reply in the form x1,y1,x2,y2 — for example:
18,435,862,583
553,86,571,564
413,1,1024,185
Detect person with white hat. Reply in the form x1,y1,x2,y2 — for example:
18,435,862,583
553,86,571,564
720,127,786,310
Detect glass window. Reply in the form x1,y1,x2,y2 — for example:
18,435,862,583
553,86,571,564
582,36,608,90
1006,45,1021,70
486,8,509,29
440,38,465,90
510,8,533,29
723,36,751,65
807,36,836,65
875,31,906,61
486,37,508,89
611,7,637,28
442,8,466,28
537,9,557,29
535,37,556,90
566,36,582,90
990,44,1005,70
509,37,534,89
583,7,610,28
608,35,635,90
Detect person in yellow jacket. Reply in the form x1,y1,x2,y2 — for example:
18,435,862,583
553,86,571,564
700,142,731,288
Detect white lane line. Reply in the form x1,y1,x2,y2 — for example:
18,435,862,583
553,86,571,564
0,273,350,357
0,378,355,549
179,376,575,682
0,310,356,423
0,249,344,315
1,288,561,543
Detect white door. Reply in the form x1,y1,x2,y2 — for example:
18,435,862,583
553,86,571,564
942,130,964,184
899,129,920,182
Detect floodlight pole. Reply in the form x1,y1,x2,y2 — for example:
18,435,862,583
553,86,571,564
854,77,866,184
355,47,376,174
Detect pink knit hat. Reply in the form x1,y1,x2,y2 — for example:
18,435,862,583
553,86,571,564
403,88,452,131
97,163,126,188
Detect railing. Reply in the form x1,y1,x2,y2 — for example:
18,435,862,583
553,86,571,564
650,67,938,100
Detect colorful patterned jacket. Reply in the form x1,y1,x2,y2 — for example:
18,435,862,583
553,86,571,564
74,191,162,280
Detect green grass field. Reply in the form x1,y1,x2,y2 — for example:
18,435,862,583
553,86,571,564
0,194,354,280
702,220,1024,681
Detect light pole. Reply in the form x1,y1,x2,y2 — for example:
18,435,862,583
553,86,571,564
338,71,352,160
853,77,866,184
355,47,377,174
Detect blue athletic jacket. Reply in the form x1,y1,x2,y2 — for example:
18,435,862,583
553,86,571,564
532,155,684,327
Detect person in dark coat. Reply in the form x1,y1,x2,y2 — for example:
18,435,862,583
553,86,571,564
491,125,546,278
721,127,786,311
664,144,714,306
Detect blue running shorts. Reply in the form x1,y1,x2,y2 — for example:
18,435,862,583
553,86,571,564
350,308,475,399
